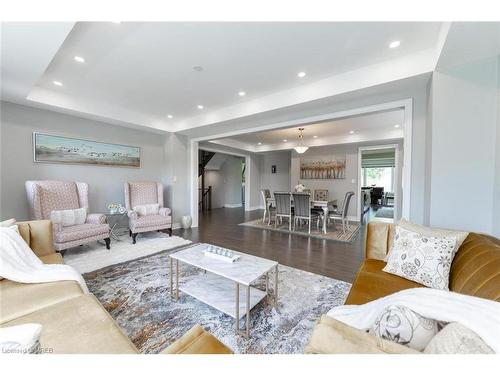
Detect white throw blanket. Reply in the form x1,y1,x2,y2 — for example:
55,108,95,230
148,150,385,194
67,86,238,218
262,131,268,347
328,287,500,353
0,227,88,293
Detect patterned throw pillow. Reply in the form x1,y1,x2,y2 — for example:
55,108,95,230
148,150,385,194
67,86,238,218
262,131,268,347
133,203,160,216
50,208,87,227
383,226,458,290
370,305,440,351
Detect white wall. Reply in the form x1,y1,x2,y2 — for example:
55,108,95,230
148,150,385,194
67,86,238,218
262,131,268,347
259,150,291,202
493,56,500,237
0,101,170,222
429,57,499,233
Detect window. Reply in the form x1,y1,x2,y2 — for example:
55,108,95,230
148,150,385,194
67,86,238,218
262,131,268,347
362,167,394,192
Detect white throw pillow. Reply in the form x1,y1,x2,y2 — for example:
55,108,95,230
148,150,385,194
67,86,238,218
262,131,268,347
0,218,19,233
383,226,458,290
50,207,87,227
386,219,469,261
424,322,494,354
133,203,160,216
370,305,440,351
0,324,42,354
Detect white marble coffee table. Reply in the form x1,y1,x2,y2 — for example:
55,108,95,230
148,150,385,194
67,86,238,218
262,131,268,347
169,243,279,337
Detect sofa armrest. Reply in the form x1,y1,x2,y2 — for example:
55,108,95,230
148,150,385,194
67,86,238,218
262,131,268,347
127,210,138,220
365,221,395,261
161,324,233,354
16,220,56,257
159,207,171,217
86,213,106,224
305,315,418,354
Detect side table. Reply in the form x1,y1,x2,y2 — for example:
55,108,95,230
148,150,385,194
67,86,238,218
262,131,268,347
105,212,129,240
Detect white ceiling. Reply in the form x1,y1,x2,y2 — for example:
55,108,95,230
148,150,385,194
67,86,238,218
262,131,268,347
211,109,404,152
2,21,445,133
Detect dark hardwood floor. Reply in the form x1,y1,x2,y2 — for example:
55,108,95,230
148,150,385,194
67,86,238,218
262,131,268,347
173,207,367,283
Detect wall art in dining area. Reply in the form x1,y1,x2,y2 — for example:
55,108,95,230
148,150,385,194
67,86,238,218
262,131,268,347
300,157,346,179
33,133,141,168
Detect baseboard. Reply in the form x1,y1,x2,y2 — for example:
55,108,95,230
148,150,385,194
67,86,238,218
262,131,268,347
246,205,264,211
224,203,243,208
172,222,182,230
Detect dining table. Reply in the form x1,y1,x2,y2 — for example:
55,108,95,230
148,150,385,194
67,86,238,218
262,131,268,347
266,197,337,234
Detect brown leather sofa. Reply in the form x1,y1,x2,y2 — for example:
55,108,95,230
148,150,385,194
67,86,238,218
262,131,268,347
0,220,232,354
306,221,500,354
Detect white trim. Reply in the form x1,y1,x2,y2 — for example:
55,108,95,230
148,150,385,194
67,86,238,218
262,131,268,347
191,99,414,143
247,205,264,211
224,203,243,208
190,98,413,227
172,222,182,230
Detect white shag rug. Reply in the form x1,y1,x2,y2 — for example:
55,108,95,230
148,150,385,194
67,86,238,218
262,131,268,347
63,232,192,274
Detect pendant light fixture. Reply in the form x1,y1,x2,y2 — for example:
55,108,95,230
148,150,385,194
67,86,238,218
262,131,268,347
294,127,309,154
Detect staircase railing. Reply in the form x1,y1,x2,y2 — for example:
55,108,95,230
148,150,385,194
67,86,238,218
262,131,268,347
199,186,212,211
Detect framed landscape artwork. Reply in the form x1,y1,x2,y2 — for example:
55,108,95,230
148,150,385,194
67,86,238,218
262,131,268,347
300,157,346,179
33,133,141,168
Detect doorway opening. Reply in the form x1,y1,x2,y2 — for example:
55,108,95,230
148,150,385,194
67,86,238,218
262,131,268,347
198,149,246,212
359,144,400,223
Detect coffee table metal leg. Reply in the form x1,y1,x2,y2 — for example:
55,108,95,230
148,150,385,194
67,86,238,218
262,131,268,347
169,256,173,298
176,259,179,301
235,283,240,333
275,264,279,307
246,285,250,337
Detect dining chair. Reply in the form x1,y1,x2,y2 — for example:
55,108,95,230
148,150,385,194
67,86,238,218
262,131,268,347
260,189,275,225
292,192,322,234
328,191,355,234
313,189,329,201
273,192,293,231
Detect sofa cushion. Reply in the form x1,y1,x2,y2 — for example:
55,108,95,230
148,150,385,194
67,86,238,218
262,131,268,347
54,223,109,243
1,294,138,354
345,259,424,305
39,253,64,265
161,324,233,354
305,315,418,354
131,214,171,229
0,280,84,324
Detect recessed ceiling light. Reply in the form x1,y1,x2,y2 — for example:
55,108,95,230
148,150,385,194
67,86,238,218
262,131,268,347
53,80,63,86
193,66,204,72
197,105,204,110
297,71,306,78
283,139,288,142
389,40,401,49
313,135,318,138
257,142,262,145
238,91,246,96
74,56,85,63
394,124,400,128
349,130,355,134
167,115,173,119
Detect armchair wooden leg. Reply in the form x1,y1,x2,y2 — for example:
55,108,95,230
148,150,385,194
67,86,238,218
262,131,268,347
132,233,138,244
129,230,132,237
168,228,172,237
104,238,111,250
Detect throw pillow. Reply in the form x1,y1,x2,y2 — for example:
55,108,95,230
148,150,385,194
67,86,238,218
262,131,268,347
133,203,160,216
0,324,42,354
386,219,469,260
370,305,440,351
0,218,19,233
50,207,87,227
424,322,494,354
383,226,458,290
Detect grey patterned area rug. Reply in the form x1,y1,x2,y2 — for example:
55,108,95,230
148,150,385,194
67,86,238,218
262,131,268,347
239,218,360,243
84,245,351,354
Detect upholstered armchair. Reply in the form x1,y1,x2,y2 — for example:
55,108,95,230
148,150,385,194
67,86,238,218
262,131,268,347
25,180,110,251
124,181,172,244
